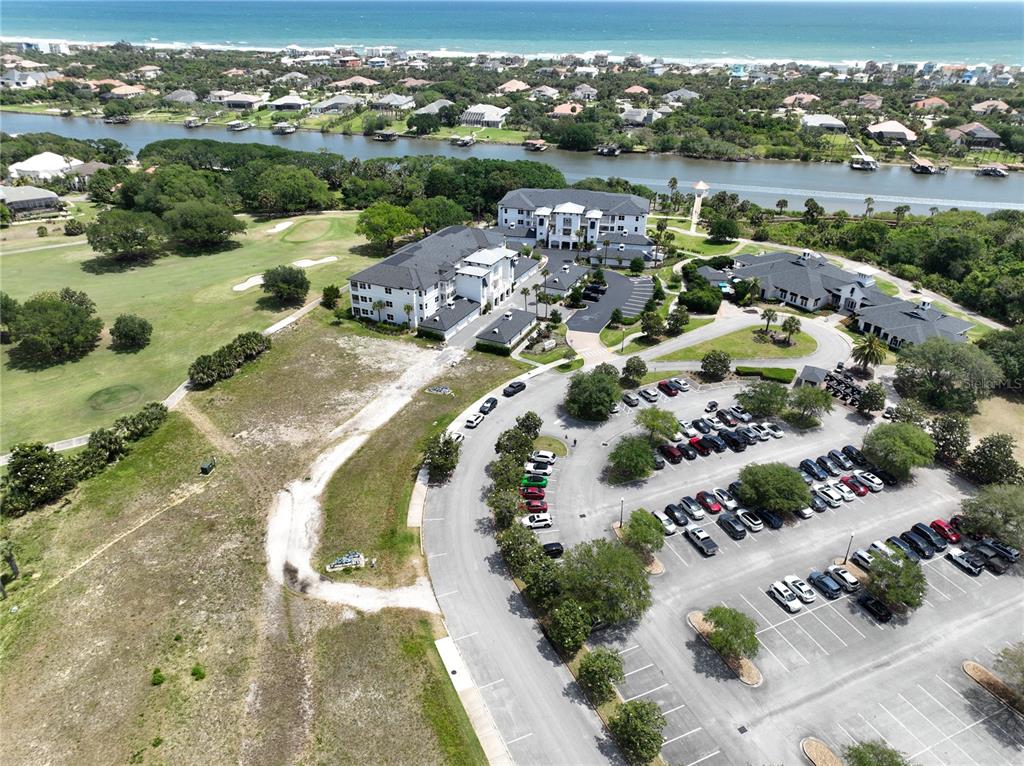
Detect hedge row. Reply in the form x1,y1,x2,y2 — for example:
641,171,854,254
735,366,797,384
188,331,271,388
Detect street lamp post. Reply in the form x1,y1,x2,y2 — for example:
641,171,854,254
619,497,625,528
843,531,855,564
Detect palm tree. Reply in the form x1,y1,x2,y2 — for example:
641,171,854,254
403,303,415,329
520,287,530,311
928,206,939,217
739,277,760,307
893,204,910,225
575,226,587,251
776,199,788,216
851,333,888,372
668,176,678,195
602,238,610,268
531,284,542,317
863,197,874,219
761,307,778,333
372,299,386,322
781,315,801,344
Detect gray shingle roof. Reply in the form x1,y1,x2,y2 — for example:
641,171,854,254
413,98,453,115
420,297,479,332
498,188,649,216
475,309,536,345
857,301,971,345
349,226,507,291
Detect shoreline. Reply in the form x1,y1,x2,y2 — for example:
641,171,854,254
3,105,1015,175
2,34,1020,70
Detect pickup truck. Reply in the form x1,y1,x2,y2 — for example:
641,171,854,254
685,525,719,556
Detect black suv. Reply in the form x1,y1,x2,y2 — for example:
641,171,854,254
858,592,893,623
842,445,867,466
800,459,828,482
912,522,948,553
542,542,564,559
664,504,689,527
754,507,784,530
721,431,746,452
900,530,935,559
479,397,498,414
972,542,1011,574
502,381,526,397
703,434,728,453
717,513,747,540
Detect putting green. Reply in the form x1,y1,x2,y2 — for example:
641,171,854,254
87,384,143,412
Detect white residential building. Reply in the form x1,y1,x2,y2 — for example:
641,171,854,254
461,103,511,128
8,151,84,181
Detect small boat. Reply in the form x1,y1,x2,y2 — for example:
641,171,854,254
976,163,1009,178
849,154,878,171
523,139,548,152
271,121,297,135
226,120,252,132
596,143,621,156
373,130,397,142
908,153,946,174
450,134,476,147
102,115,130,125
184,116,208,129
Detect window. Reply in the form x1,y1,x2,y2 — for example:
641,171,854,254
386,313,394,321
384,287,392,295
385,300,393,308
589,220,596,229
618,215,625,221
562,228,571,236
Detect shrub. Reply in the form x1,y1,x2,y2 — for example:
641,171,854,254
190,664,206,681
547,598,590,655
321,284,342,309
150,668,165,686
110,313,153,351
64,219,86,236
36,226,48,238
577,648,624,704
261,264,310,305
188,332,271,388
473,341,512,356
701,350,732,381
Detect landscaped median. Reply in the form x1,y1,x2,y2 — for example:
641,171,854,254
800,737,843,766
963,660,1024,714
686,609,764,687
655,323,817,362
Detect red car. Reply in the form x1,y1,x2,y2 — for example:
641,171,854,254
520,486,545,500
658,444,683,464
657,380,678,397
690,436,711,456
696,490,722,514
840,475,869,497
524,499,549,513
930,518,961,543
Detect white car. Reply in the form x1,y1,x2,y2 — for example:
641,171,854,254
760,422,784,439
465,413,485,429
520,513,553,529
770,581,803,613
448,431,465,444
869,540,897,561
523,462,553,476
794,506,813,519
747,424,771,442
737,508,763,532
851,548,875,571
651,509,677,536
827,564,861,592
639,388,659,402
816,484,845,506
713,488,739,511
610,402,622,415
855,470,884,492
829,480,856,502
679,422,699,439
530,450,557,464
670,377,690,392
783,575,816,603
730,405,753,423
669,430,685,442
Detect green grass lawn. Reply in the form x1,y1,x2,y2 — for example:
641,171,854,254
519,323,569,364
656,323,817,362
649,227,738,256
638,368,688,386
533,435,568,456
0,213,372,450
600,317,714,353
873,276,900,297
932,301,992,340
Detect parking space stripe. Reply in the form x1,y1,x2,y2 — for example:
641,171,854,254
617,645,640,655
878,702,931,753
792,617,831,656
835,723,857,744
739,593,772,626
686,749,722,766
917,684,968,727
436,589,459,598
479,677,504,689
624,663,654,677
665,541,689,567
899,693,978,766
663,727,702,745
925,563,968,595
809,609,848,647
626,683,668,701
506,732,533,745
756,636,789,673
858,714,892,746
452,631,478,642
662,703,686,715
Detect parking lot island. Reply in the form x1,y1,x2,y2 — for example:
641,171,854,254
686,610,764,687
962,660,1024,715
800,736,843,766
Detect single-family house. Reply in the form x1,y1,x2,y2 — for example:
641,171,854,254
461,103,510,128
944,121,1003,148
107,84,147,99
68,160,112,190
268,94,311,111
661,87,700,104
474,309,537,351
910,96,948,110
572,83,598,101
366,56,389,69
273,71,309,84
0,185,61,217
397,77,432,89
531,85,559,101
993,73,1016,87
329,76,379,90
372,93,416,114
857,93,884,110
207,89,234,103
624,84,649,96
0,70,47,89
132,65,162,80
782,92,819,108
801,114,846,132
971,99,1010,115
413,98,454,116
574,65,599,78
548,101,584,118
8,151,83,181
163,89,197,105
331,55,362,68
620,107,660,126
496,79,530,95
866,119,917,143
222,92,267,110
222,67,248,77
310,94,359,114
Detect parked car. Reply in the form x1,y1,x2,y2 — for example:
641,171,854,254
639,388,659,403
949,515,982,541
854,470,883,492
651,509,677,535
721,430,746,452
652,452,665,470
783,575,816,603
696,491,722,514
858,592,893,623
761,422,784,439
828,449,854,470
816,485,844,507
748,424,772,442
658,444,683,464
872,467,899,486
689,436,711,456
520,475,548,488
972,542,1011,574
524,462,553,476
816,456,841,477
679,422,699,439
657,380,678,397
542,542,564,559
842,445,867,466
705,401,719,413
770,581,802,613
982,537,1020,563
946,547,983,576
524,499,548,513
622,392,640,407
669,377,690,392
794,506,813,519
737,508,763,532
703,434,728,453
728,481,744,499
685,526,719,556
449,432,465,445
465,413,485,429
717,410,738,427
808,570,842,599
692,418,712,435
809,494,828,513
717,512,747,540
680,496,706,521
851,548,875,571
520,486,545,500
912,522,948,552
730,404,753,423
520,513,553,529
480,397,498,414
502,381,526,397
664,504,689,527
530,450,557,465
755,507,784,530
830,480,856,502
886,536,919,562
900,529,935,559
827,565,860,592
799,470,815,486
841,475,870,497
737,426,760,445
800,459,828,481
929,519,960,544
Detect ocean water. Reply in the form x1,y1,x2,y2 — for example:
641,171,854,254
2,0,1022,64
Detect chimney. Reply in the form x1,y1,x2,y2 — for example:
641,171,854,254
800,249,812,261
918,299,932,312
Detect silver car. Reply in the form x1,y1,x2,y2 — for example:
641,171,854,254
827,565,860,592
651,509,677,536
783,575,816,603
713,487,739,511
770,580,802,613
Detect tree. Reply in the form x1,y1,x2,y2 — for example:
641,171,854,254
489,453,526,493
163,200,245,249
252,165,333,213
1,291,19,343
738,463,811,515
851,333,888,372
863,196,875,219
1,443,75,517
520,287,530,311
977,326,1024,388
890,398,928,428
930,413,970,465
622,356,646,387
494,427,534,463
640,311,664,339
559,538,652,627
609,700,666,766
635,407,678,441
780,315,801,344
188,354,220,388
608,435,657,482
516,411,543,440
407,195,471,235
994,641,1024,699
7,289,103,368
609,307,624,326
704,605,759,660
894,337,1003,412
868,553,927,611
666,305,689,335
547,598,590,655
424,432,461,483
86,209,167,263
787,385,834,423
577,648,624,704
760,307,778,333
261,265,310,305
959,485,1024,549
629,257,645,275
962,434,1023,486
708,217,740,243
372,300,386,322
843,741,911,766
496,522,543,577
736,380,789,417
893,204,910,225
355,201,421,251
701,350,732,381
857,382,887,414
775,199,788,216
622,509,665,561
486,487,524,530
863,423,936,480
406,112,440,135
64,218,85,236
110,313,152,352
564,368,620,421
522,555,561,610
321,284,341,309
802,198,824,225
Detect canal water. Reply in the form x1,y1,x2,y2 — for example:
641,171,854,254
2,111,1021,214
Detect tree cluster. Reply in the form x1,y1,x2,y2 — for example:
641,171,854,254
188,331,272,388
1,288,103,368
